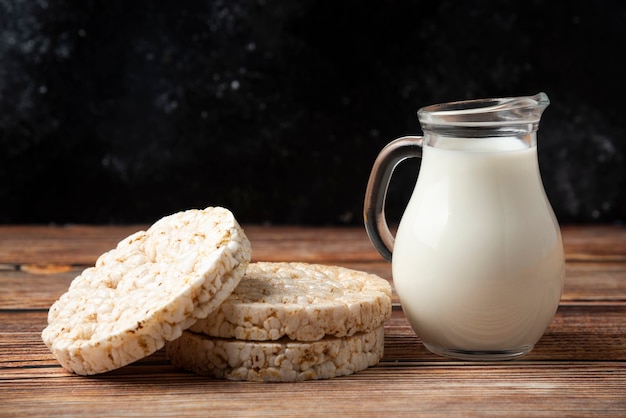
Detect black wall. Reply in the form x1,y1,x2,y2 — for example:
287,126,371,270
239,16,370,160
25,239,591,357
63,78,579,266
1,0,624,225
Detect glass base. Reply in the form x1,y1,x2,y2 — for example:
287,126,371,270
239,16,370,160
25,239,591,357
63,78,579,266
423,343,534,361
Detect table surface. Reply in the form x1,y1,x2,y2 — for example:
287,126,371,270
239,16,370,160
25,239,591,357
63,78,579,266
1,224,625,416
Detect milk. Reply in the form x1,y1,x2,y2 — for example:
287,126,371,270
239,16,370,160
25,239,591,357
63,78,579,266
392,138,564,357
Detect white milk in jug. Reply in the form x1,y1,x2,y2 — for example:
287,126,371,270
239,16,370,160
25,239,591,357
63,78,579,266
392,137,564,358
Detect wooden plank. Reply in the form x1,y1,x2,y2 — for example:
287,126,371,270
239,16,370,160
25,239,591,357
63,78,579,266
3,305,625,369
3,261,624,310
0,269,77,310
0,225,378,266
563,261,626,303
0,225,624,417
561,224,626,261
0,225,141,266
0,363,624,416
1,225,625,266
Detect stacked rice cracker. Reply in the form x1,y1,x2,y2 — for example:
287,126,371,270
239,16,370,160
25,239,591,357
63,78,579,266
42,207,392,382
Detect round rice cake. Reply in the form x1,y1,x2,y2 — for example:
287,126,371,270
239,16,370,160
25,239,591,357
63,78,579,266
189,262,392,341
41,207,251,375
166,326,384,382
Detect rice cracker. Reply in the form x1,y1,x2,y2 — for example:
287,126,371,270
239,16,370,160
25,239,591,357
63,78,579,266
41,207,251,375
189,262,392,341
169,262,392,381
167,326,385,382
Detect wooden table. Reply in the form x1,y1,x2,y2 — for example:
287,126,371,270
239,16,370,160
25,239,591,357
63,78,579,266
1,224,625,416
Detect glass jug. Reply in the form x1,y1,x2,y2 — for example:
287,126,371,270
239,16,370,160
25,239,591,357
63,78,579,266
364,93,565,361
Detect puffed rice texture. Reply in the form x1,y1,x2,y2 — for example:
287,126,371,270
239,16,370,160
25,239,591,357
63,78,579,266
166,326,384,382
41,207,251,375
189,262,392,341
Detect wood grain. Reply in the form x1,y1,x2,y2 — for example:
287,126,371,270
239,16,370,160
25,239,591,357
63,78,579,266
2,261,624,309
1,225,624,416
1,224,624,266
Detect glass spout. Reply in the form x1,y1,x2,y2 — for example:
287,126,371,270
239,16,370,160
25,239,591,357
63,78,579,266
417,93,550,138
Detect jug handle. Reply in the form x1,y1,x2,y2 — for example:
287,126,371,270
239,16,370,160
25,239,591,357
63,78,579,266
364,136,423,262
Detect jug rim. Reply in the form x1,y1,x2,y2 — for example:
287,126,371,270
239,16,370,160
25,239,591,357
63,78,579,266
417,92,549,128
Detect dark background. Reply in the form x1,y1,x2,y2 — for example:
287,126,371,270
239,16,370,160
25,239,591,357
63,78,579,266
1,0,624,225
